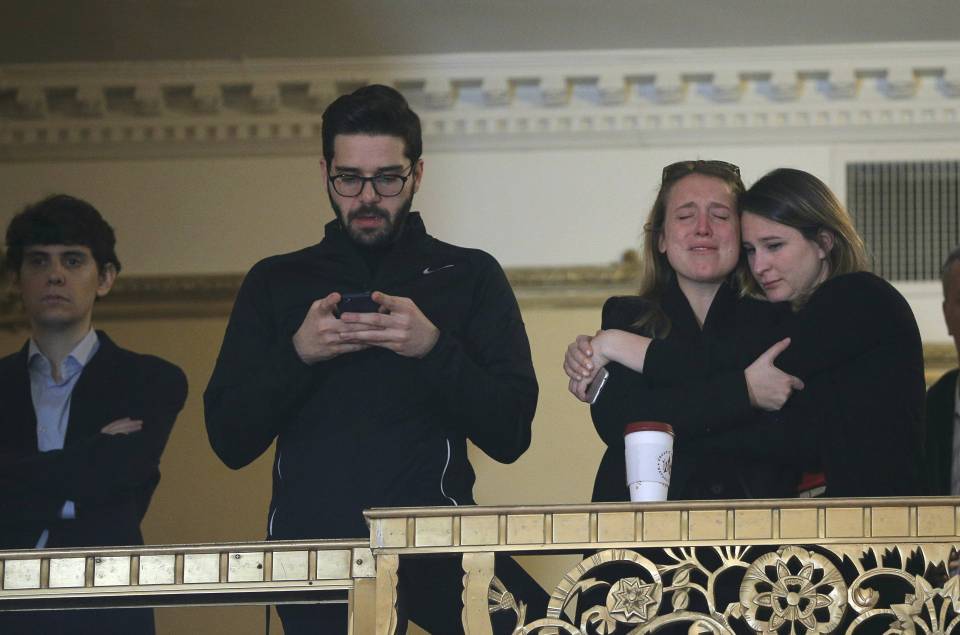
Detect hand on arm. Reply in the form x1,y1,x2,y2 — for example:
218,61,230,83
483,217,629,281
592,329,652,372
564,334,603,401
564,334,592,380
100,417,143,435
744,338,805,411
292,292,372,363
339,291,440,358
564,330,653,402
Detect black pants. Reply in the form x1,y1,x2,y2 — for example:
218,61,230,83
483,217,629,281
277,554,547,634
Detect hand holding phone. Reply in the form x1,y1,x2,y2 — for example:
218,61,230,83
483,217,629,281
336,292,380,316
292,292,370,364
585,368,610,404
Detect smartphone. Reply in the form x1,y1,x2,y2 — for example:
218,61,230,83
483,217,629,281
585,368,610,405
337,292,380,316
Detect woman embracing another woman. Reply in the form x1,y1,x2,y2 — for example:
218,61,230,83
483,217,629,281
566,166,925,501
565,160,808,503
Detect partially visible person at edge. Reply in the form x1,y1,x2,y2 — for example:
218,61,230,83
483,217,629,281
568,167,926,498
0,195,188,635
924,246,960,495
563,160,808,503
203,84,547,634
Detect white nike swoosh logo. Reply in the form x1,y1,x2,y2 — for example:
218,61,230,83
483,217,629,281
423,264,455,275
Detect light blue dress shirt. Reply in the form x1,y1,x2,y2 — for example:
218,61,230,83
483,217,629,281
27,329,100,548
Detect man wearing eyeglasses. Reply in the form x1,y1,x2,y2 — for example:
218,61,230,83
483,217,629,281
204,85,544,633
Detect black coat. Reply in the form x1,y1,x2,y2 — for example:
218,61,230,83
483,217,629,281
925,368,959,495
590,280,804,502
642,272,926,498
763,272,925,497
0,331,187,635
204,213,537,540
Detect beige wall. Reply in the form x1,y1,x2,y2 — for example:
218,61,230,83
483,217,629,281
1,140,954,343
0,143,828,274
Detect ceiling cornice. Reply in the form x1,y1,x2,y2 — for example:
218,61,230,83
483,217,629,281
2,42,958,160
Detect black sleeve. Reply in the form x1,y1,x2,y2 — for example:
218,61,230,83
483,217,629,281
590,364,753,446
769,273,917,379
589,297,753,446
642,297,785,384
416,254,537,463
646,274,916,384
0,359,187,507
0,483,64,525
203,263,321,469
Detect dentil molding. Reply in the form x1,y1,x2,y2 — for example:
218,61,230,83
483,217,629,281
1,42,959,160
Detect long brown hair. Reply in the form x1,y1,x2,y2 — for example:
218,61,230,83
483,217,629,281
737,168,869,304
632,160,745,337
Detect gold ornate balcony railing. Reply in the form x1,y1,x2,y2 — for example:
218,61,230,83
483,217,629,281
4,498,960,634
0,538,377,633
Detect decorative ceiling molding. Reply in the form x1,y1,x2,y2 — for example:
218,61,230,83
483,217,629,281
1,42,958,160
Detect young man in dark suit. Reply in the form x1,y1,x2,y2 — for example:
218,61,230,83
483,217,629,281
0,195,188,634
926,246,960,495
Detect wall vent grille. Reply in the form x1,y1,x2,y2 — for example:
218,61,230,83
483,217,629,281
846,160,960,281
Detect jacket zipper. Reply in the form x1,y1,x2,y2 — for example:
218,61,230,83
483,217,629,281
440,438,459,505
268,450,282,537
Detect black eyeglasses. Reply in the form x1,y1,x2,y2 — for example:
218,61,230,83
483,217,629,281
661,160,741,184
328,167,414,198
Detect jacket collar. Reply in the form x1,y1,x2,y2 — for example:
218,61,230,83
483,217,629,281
18,329,120,370
4,330,121,451
319,212,433,287
662,276,736,336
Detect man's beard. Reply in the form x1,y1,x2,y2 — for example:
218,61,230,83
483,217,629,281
330,191,413,248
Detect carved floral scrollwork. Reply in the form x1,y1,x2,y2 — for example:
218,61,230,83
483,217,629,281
888,574,960,634
489,574,527,631
606,577,659,623
497,544,960,634
739,546,847,634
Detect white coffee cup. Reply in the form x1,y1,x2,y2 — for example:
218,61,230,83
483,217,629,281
624,421,674,502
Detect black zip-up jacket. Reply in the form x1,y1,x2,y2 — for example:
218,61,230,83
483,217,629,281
204,213,537,539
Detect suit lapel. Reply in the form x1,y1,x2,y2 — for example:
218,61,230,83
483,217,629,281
0,343,40,455
64,332,127,446
937,369,960,491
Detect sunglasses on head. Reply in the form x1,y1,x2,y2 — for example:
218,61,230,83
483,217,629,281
661,160,741,184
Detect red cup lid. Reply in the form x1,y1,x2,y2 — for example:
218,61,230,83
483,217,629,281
624,421,674,436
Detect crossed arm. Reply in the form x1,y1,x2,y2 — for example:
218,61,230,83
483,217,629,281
0,365,186,523
564,328,803,411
